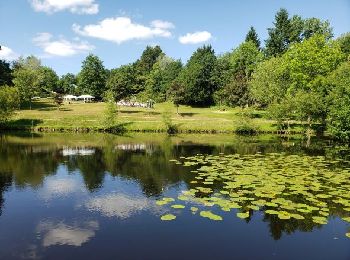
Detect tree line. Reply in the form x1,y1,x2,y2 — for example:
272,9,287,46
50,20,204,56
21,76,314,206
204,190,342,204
1,8,350,140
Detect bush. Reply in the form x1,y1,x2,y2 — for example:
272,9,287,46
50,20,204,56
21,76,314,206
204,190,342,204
0,86,20,124
162,111,179,134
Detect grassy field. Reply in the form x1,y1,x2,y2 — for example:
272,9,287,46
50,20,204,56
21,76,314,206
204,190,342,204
7,98,286,133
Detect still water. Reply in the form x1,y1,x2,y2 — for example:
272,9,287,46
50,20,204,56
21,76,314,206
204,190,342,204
0,133,349,259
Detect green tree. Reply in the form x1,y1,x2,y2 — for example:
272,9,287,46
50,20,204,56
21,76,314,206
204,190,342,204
336,33,350,59
178,45,218,106
106,64,136,102
0,60,13,86
103,90,118,129
58,73,77,94
245,26,261,49
145,55,182,102
302,18,333,40
0,86,20,123
265,8,292,57
78,54,107,99
38,66,59,93
12,55,42,109
219,41,262,107
327,61,350,141
249,56,289,106
133,46,164,94
167,80,185,114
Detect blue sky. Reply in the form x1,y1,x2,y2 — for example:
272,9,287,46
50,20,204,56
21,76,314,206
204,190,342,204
1,0,349,75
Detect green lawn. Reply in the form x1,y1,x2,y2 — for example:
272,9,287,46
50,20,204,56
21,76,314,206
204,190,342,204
8,98,284,133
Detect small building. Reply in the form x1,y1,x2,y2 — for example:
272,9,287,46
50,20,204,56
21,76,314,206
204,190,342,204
78,95,94,102
63,95,78,101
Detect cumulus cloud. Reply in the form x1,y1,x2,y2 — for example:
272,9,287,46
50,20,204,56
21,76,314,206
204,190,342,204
85,193,156,219
30,0,99,14
37,220,99,247
73,17,174,44
38,177,81,200
33,33,94,57
179,31,212,44
0,45,19,60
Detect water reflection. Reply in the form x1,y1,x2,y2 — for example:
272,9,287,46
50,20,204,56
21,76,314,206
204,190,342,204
85,193,156,219
0,132,349,258
36,220,99,247
39,176,81,200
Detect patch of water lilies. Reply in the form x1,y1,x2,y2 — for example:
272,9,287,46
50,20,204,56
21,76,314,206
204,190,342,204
159,153,350,238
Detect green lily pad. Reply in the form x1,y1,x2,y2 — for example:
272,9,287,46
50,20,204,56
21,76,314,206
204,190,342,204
237,212,250,219
161,214,176,221
200,211,223,221
171,204,185,209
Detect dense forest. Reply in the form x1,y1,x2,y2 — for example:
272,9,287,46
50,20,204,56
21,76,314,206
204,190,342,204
1,8,350,140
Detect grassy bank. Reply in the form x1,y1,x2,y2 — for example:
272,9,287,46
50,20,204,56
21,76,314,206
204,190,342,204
3,98,303,134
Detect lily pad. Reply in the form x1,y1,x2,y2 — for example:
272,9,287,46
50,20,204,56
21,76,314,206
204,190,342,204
200,211,223,221
161,214,176,221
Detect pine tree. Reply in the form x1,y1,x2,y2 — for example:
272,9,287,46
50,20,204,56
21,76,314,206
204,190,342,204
245,26,261,49
265,8,292,57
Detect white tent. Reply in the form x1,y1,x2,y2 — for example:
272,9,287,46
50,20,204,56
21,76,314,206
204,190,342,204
78,95,94,102
63,95,78,101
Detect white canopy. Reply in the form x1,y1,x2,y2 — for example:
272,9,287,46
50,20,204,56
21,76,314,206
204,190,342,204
78,95,94,99
64,95,77,99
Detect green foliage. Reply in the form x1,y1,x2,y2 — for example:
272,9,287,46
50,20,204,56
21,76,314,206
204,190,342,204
0,86,20,123
245,26,261,49
178,45,218,106
78,54,107,99
265,8,293,57
0,60,13,86
145,55,182,102
230,41,264,78
58,73,77,94
265,9,334,57
38,66,59,93
133,45,164,94
235,108,259,134
250,56,289,105
12,55,42,107
327,62,350,141
336,33,350,59
162,111,179,134
53,92,63,110
107,65,136,101
103,90,118,130
284,34,344,94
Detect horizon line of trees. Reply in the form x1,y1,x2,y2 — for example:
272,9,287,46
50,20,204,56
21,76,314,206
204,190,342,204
1,8,350,140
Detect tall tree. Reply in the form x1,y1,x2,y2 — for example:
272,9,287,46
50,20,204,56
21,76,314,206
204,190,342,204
12,55,42,108
0,60,13,86
145,55,182,102
58,73,77,94
133,46,163,94
178,45,218,106
245,26,261,49
265,8,292,57
302,18,333,40
38,66,59,93
106,64,136,102
78,54,107,99
0,86,20,123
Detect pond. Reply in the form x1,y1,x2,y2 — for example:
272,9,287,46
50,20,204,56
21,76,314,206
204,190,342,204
0,133,349,259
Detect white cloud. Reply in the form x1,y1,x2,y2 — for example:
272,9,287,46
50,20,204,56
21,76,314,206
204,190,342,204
150,20,175,30
37,220,99,247
0,45,19,60
33,33,94,57
30,0,99,14
179,31,212,44
85,193,155,219
39,177,81,200
73,17,174,44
